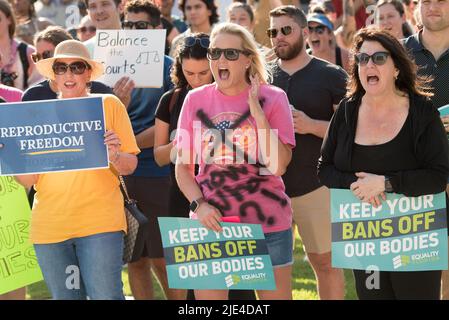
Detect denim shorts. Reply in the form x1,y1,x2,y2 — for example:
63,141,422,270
265,228,293,268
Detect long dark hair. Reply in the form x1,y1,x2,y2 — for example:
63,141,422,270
0,0,15,39
171,33,209,88
347,28,432,99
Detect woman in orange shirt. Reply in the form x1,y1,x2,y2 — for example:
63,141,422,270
13,40,139,300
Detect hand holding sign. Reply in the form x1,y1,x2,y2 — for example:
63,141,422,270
350,172,386,206
196,202,223,233
104,130,121,163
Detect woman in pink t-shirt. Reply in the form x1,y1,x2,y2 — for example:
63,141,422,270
176,23,295,300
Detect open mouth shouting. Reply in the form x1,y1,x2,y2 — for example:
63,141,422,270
366,74,380,85
218,67,230,81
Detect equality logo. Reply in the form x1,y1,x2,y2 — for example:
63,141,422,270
225,274,241,288
393,255,410,269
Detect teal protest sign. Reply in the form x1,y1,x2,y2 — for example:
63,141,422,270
0,177,43,294
158,217,276,290
331,189,448,271
438,104,449,143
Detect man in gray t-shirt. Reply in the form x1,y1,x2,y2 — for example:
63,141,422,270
269,5,348,300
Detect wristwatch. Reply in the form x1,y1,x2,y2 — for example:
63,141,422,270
384,176,394,193
190,197,206,213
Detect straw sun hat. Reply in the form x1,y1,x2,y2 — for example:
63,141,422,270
35,40,104,81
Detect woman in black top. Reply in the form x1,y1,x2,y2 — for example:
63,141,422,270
154,33,213,218
318,28,449,299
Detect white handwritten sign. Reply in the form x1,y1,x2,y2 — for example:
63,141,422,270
94,29,166,88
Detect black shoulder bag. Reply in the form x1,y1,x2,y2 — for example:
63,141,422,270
119,176,149,264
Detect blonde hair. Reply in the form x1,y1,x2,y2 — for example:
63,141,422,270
210,22,270,84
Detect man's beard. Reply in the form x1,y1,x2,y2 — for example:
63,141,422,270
274,36,303,61
423,17,449,32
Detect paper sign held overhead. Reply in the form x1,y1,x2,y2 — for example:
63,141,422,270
94,29,166,88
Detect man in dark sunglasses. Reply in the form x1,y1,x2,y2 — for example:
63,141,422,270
269,5,348,301
306,14,350,72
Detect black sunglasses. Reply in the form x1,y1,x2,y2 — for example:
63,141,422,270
31,50,53,63
308,25,327,35
266,25,293,38
184,36,210,49
122,20,158,29
79,26,96,33
52,61,90,75
355,51,390,66
207,48,250,61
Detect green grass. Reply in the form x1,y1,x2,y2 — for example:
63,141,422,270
26,235,356,300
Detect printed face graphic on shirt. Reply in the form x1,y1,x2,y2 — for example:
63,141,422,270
200,111,257,167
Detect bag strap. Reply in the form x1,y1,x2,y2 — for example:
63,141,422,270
17,42,29,89
118,175,132,204
168,88,182,114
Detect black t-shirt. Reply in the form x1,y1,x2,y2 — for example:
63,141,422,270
155,86,189,136
22,80,113,101
350,114,418,174
155,86,190,217
404,32,449,108
271,58,348,197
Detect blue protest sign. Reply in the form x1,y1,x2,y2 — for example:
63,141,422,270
0,97,108,175
331,189,448,271
158,217,276,290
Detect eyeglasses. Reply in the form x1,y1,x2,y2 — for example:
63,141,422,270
266,25,293,38
207,48,250,61
308,25,327,35
52,61,90,75
78,26,96,33
184,36,210,49
31,50,53,63
122,20,158,29
355,51,390,66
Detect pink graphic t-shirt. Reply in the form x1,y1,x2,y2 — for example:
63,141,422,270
0,85,23,102
176,83,295,233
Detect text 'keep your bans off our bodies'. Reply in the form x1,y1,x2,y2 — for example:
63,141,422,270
330,189,448,271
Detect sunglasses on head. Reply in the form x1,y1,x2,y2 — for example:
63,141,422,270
184,36,210,49
31,50,53,63
355,51,390,66
207,48,250,61
266,25,293,38
122,20,158,29
308,25,327,35
79,26,96,33
52,61,90,75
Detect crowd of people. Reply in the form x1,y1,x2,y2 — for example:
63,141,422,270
0,0,448,300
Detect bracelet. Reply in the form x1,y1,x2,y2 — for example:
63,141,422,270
111,151,120,164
